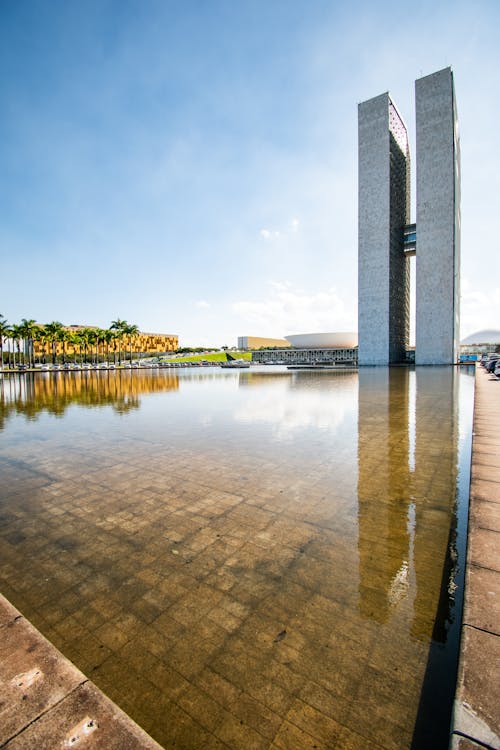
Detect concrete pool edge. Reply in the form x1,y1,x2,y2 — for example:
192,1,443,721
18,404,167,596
449,365,500,750
0,595,163,749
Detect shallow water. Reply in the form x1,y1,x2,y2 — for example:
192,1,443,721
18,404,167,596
0,365,474,749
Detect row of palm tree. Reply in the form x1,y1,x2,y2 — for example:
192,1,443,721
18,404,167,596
0,315,140,368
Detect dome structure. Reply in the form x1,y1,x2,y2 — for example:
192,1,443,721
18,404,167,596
285,332,358,349
460,329,500,345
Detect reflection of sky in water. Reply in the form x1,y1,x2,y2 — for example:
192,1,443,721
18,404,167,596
0,365,475,749
234,372,357,437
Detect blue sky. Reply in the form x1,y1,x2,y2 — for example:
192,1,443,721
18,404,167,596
1,0,499,347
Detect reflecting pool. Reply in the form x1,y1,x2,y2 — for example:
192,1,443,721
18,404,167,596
0,366,474,749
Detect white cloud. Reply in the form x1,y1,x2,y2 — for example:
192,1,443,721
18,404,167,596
231,280,356,338
195,300,211,309
260,228,281,240
290,217,300,232
460,277,500,339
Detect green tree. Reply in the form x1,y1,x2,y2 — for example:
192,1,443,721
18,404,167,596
0,315,10,368
110,319,127,365
45,321,64,365
32,325,46,365
10,323,24,367
102,328,116,364
80,328,94,364
124,323,139,363
20,318,38,368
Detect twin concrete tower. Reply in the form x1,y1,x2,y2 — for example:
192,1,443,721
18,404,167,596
358,67,460,365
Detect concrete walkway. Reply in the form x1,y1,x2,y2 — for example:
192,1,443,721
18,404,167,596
450,365,500,749
0,595,163,749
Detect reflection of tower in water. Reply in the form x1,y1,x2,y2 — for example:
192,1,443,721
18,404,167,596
357,367,459,640
411,367,459,642
357,368,412,623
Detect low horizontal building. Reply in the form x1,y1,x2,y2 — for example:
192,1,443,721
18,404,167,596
252,347,358,365
460,329,500,355
33,326,178,357
238,336,290,350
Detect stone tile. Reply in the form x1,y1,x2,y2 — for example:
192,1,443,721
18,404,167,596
0,594,20,626
454,625,500,748
463,564,500,635
468,527,500,572
449,734,495,749
0,614,85,746
3,681,162,750
469,498,500,533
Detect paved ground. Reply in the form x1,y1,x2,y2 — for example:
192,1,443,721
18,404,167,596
0,594,163,749
450,365,500,749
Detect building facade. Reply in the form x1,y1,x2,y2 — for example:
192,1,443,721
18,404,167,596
358,68,460,365
358,94,411,365
252,347,358,365
237,336,290,350
33,326,178,359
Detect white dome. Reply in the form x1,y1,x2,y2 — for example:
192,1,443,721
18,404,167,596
285,332,358,349
461,329,500,345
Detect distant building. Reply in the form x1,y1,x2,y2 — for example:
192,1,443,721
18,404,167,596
238,336,290,350
250,332,358,365
460,329,500,355
33,325,178,358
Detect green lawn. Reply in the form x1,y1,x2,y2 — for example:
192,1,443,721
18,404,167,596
166,351,252,363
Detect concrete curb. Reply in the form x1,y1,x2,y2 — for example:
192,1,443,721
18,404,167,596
0,595,163,749
450,365,500,749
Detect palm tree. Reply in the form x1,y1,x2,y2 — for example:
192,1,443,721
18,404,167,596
45,321,64,365
124,323,139,363
102,328,115,364
0,315,10,369
67,331,80,365
80,328,94,364
110,319,127,365
20,319,38,368
32,325,46,365
86,328,98,364
10,324,24,368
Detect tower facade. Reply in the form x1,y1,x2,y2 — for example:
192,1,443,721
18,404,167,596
415,68,461,365
358,67,460,366
358,94,410,365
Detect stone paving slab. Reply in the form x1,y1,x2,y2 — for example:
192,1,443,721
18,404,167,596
450,365,500,750
0,594,163,750
452,626,500,748
3,682,164,750
450,736,495,750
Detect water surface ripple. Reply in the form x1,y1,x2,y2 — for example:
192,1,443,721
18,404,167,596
0,366,474,749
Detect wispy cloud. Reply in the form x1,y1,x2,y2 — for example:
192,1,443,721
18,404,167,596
195,299,211,309
460,278,500,339
231,280,356,338
259,216,300,241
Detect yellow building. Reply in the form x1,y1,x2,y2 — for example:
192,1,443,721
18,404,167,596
237,336,290,350
33,326,178,358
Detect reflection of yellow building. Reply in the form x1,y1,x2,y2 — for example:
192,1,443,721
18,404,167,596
33,326,178,357
0,370,179,425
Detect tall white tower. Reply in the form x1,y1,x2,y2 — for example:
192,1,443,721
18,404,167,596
358,67,460,366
